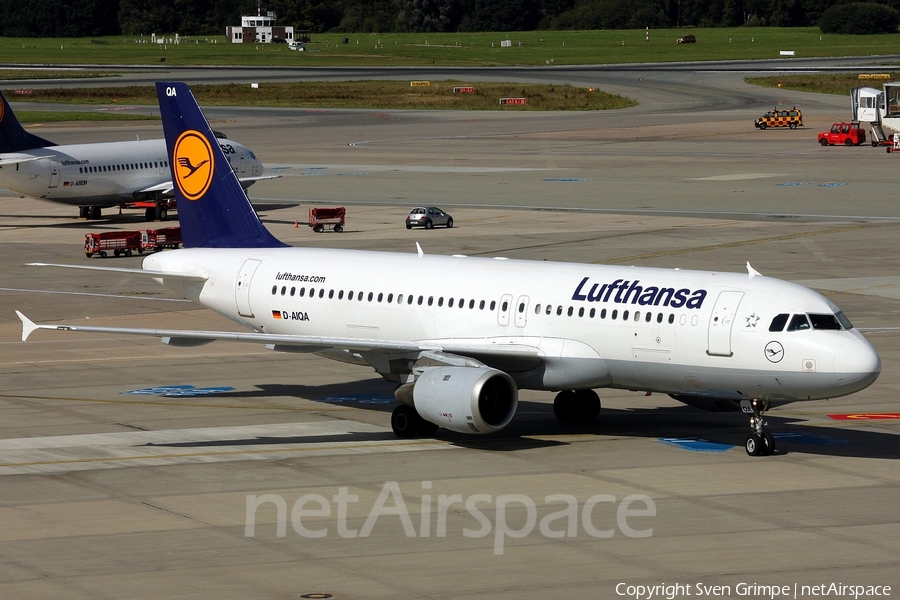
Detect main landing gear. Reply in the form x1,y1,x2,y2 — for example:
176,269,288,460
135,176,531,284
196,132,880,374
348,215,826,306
144,205,168,221
553,389,601,424
79,206,102,220
391,405,439,438
741,399,775,456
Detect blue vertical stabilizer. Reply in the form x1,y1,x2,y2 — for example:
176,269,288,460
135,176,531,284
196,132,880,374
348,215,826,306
155,82,286,249
0,90,56,153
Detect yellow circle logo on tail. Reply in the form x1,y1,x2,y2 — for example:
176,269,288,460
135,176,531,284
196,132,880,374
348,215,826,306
173,130,214,201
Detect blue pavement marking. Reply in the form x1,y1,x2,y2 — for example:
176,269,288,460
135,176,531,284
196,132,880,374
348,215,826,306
776,182,807,186
817,182,849,187
772,432,850,446
321,393,395,404
659,438,733,452
543,178,587,182
123,385,235,397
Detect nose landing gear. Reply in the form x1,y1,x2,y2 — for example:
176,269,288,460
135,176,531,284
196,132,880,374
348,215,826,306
741,399,774,456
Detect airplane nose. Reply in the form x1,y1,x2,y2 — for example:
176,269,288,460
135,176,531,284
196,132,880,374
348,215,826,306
833,337,881,391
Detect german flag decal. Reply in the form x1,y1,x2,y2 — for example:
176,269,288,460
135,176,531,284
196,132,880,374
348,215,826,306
272,310,282,319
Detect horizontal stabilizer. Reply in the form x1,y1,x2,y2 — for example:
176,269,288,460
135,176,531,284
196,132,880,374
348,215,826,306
27,262,208,281
0,154,43,166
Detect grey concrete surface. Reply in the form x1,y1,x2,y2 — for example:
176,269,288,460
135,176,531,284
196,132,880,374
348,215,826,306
0,68,898,599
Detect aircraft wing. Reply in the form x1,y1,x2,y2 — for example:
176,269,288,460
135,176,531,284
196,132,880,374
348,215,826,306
16,311,542,366
138,181,175,195
136,174,278,196
238,174,281,183
0,153,42,166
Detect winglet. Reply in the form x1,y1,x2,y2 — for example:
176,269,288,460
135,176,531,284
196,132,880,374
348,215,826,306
747,262,762,279
416,242,424,258
16,310,39,342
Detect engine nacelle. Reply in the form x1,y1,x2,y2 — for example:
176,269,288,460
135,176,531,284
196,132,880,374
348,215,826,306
413,366,518,434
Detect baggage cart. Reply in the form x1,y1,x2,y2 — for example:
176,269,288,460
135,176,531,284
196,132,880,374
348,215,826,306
308,207,345,233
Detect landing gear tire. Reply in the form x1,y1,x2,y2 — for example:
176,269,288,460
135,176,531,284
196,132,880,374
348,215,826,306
761,432,775,456
89,206,102,220
391,405,419,438
553,389,601,424
745,434,763,456
391,405,439,438
79,206,91,219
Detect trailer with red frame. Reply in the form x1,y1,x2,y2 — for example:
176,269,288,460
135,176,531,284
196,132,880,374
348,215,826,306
308,206,345,232
141,227,182,252
84,231,142,258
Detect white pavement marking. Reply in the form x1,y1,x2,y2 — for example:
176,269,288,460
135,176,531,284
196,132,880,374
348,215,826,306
0,421,454,476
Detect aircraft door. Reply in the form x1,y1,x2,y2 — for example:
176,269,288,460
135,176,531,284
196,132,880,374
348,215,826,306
707,290,744,357
49,160,59,188
236,259,262,318
239,152,247,174
157,159,166,175
514,295,530,327
497,294,513,327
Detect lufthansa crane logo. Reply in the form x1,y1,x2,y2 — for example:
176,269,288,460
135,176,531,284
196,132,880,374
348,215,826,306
173,130,214,201
764,341,784,363
0,98,5,123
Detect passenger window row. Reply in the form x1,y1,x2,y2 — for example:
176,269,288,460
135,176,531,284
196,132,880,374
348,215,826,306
79,161,168,174
270,286,682,325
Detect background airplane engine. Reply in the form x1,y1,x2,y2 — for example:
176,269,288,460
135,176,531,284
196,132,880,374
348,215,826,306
413,366,518,434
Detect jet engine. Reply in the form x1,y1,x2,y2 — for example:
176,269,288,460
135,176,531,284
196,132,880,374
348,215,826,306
412,366,518,434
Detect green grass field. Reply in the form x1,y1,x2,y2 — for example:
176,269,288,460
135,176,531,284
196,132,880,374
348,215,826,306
2,28,900,67
747,73,900,95
4,81,634,111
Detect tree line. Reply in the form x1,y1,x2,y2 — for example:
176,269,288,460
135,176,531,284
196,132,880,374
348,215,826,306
1,0,898,36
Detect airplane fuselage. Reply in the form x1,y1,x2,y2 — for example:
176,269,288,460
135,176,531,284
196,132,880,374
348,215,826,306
143,247,880,405
0,137,263,207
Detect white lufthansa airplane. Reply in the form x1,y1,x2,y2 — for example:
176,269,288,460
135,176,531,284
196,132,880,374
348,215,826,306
0,89,273,220
17,82,882,457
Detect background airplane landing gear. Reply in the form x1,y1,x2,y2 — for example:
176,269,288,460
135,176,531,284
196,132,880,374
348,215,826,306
553,389,601,424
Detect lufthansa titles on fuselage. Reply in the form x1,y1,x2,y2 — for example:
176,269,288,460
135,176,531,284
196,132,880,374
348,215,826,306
274,271,326,284
572,277,707,309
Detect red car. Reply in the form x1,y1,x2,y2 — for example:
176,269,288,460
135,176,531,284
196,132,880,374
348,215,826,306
818,122,866,146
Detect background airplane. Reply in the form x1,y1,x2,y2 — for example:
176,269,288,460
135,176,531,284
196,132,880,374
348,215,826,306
0,89,275,220
17,82,882,457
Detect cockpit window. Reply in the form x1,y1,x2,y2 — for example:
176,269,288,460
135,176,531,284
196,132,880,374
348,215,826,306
836,311,854,330
769,313,789,332
787,314,811,331
809,313,842,330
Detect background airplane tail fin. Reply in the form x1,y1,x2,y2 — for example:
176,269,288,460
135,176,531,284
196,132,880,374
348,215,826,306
0,90,56,153
155,81,286,249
